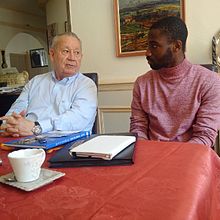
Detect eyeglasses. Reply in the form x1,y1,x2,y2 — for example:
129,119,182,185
60,48,82,58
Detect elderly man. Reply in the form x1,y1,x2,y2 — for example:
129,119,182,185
0,32,97,137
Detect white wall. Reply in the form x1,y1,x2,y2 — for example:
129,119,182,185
46,0,67,33
7,33,43,53
0,7,47,50
69,0,220,84
0,6,48,75
4,33,49,78
69,0,146,84
6,33,43,66
185,0,220,64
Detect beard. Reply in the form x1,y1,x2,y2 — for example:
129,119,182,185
147,48,173,70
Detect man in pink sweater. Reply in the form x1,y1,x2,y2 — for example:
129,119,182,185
130,16,220,147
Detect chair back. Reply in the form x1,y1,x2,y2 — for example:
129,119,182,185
83,72,98,134
201,64,218,72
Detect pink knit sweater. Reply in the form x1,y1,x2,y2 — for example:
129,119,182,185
130,59,220,147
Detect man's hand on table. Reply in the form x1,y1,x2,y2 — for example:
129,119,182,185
0,112,34,137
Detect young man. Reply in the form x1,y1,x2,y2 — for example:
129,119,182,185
130,16,220,147
0,32,97,137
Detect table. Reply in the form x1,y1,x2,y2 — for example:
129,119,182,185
0,139,220,220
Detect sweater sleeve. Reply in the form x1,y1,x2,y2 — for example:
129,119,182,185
188,74,220,147
130,78,149,139
6,80,31,116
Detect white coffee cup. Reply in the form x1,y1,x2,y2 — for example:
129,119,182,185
8,149,46,182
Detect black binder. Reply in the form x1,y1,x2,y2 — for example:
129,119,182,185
48,133,136,168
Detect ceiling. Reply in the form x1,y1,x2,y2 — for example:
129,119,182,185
0,0,47,16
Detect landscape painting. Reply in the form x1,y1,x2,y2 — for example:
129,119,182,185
114,0,185,57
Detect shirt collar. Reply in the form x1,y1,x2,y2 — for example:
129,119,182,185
51,71,80,84
156,59,192,82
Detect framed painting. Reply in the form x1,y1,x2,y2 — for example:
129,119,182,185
46,23,57,50
114,0,185,57
30,48,48,68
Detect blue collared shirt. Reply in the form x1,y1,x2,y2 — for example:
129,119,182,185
7,71,97,133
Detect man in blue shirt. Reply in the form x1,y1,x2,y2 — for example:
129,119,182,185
0,32,97,137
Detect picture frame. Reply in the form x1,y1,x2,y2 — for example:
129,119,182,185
46,23,57,50
30,48,48,68
113,0,185,57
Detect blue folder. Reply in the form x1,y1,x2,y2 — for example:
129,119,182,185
2,131,91,150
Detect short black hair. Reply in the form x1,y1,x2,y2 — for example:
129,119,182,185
150,16,188,52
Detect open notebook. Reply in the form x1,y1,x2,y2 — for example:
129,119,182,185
69,135,136,160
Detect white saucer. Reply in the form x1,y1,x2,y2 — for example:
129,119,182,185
0,168,65,191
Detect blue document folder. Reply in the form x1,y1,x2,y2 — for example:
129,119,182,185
2,131,91,150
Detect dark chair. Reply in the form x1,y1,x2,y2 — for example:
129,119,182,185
83,73,98,134
201,64,218,72
200,64,220,154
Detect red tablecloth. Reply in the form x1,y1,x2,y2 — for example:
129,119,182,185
0,139,220,220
